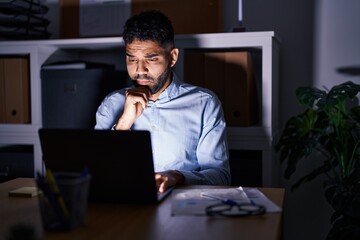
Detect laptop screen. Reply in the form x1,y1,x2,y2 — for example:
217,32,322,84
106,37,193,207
39,129,162,204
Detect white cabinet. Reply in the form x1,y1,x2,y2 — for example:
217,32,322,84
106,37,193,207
0,31,279,186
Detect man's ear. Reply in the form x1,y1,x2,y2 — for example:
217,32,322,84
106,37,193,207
170,48,179,67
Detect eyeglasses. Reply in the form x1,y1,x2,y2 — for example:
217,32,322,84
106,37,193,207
206,201,266,217
202,194,266,217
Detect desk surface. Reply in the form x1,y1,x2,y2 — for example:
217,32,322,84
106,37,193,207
0,178,285,240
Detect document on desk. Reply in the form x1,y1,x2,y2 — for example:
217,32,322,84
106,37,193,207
171,187,282,216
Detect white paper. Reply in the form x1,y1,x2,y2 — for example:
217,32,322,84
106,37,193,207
171,187,282,216
243,187,282,213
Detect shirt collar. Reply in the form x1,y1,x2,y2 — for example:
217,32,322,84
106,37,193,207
155,71,183,103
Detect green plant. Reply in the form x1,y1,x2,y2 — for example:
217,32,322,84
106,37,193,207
276,81,360,190
275,81,360,239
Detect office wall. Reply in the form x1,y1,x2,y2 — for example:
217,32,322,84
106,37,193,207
314,0,360,89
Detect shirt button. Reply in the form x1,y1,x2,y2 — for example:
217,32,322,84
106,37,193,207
151,125,156,131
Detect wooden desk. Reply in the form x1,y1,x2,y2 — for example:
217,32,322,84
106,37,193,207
0,178,43,239
0,178,284,240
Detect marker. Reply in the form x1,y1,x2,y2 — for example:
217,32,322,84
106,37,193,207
45,169,70,218
36,172,66,222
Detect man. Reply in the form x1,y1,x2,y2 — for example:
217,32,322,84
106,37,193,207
95,10,231,192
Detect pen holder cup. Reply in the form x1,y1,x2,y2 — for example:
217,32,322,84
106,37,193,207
38,172,91,231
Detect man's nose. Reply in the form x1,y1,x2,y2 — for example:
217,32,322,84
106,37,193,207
136,60,148,74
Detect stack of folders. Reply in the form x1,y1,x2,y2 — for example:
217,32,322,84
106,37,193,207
0,0,50,40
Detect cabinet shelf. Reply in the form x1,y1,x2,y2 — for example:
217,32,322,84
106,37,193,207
0,31,279,186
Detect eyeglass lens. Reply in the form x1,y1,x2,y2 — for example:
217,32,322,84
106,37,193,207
206,203,265,217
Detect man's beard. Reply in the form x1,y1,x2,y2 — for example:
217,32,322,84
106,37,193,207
132,67,172,94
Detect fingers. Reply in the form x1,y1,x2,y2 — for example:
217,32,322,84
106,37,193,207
155,173,168,193
126,87,151,109
115,87,152,130
155,170,181,193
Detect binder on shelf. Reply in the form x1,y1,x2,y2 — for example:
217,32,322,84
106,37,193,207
184,50,259,127
0,56,30,124
224,51,258,126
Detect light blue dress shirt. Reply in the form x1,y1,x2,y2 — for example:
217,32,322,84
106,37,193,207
95,73,231,185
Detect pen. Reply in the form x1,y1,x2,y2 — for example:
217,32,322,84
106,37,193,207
36,172,67,222
45,169,70,218
238,186,256,205
200,193,238,206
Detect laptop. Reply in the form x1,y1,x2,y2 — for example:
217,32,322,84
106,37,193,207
38,128,173,204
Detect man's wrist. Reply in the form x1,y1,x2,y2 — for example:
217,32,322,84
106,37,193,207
173,170,185,185
113,118,133,130
112,124,131,131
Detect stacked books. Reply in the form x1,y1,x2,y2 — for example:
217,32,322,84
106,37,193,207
0,0,50,40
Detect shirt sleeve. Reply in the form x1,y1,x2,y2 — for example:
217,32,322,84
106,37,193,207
95,90,126,130
178,94,231,186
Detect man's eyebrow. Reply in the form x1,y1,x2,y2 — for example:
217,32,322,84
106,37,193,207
145,53,159,58
126,53,160,58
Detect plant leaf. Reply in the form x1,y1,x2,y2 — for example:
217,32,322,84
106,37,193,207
329,81,360,101
290,159,333,191
318,81,360,110
275,109,326,179
296,87,326,108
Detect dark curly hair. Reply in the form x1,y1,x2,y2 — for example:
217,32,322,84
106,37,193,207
122,10,175,50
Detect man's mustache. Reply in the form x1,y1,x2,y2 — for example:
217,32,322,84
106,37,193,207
132,74,154,81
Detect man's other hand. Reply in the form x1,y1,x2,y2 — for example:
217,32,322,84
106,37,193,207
155,170,185,192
